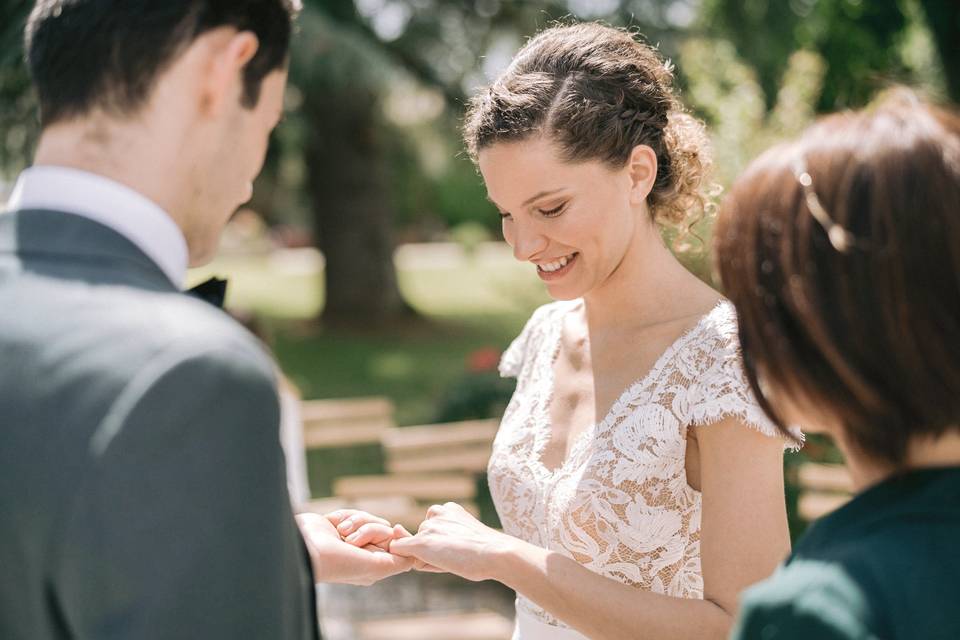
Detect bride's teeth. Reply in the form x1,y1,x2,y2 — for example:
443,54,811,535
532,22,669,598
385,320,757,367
538,254,574,272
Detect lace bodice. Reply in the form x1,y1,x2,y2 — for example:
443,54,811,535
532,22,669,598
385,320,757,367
489,299,800,629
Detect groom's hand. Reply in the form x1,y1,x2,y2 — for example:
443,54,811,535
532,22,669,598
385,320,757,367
296,512,415,586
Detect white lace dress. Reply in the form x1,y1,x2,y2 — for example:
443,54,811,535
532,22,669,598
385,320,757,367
490,299,799,640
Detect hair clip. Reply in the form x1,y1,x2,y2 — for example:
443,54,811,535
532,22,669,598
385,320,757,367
792,157,857,253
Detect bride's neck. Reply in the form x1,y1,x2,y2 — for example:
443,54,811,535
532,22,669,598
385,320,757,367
582,233,713,333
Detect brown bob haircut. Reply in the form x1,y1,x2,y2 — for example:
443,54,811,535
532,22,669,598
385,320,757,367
714,89,960,467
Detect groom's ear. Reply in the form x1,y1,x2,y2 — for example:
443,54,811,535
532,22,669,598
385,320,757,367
194,27,261,119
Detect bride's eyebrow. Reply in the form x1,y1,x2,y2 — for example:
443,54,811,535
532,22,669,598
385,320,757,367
485,188,568,211
522,188,567,207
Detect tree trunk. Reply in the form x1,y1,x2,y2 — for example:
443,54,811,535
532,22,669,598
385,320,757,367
303,87,411,327
919,0,960,103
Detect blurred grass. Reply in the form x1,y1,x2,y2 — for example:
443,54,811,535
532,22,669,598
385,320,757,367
188,246,547,500
188,247,548,426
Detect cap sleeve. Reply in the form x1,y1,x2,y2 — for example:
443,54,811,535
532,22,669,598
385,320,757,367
688,303,804,449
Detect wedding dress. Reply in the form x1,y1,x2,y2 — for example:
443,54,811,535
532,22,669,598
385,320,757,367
490,299,800,639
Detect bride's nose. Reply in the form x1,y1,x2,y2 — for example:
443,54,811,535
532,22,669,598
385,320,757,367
509,220,549,262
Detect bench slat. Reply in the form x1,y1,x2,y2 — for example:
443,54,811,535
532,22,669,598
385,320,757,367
387,448,491,474
797,462,853,493
334,473,477,502
301,396,395,449
798,491,851,521
382,419,500,452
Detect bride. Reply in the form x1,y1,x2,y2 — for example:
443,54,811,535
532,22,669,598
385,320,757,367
339,22,800,639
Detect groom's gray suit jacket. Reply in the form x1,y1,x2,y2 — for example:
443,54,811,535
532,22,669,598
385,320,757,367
0,209,320,639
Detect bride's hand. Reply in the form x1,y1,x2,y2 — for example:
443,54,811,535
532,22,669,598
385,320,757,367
389,502,515,582
296,512,415,586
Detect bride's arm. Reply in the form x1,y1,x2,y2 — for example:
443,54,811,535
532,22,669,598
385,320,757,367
389,416,790,640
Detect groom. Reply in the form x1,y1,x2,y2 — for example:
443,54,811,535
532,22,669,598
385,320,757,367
0,2,412,639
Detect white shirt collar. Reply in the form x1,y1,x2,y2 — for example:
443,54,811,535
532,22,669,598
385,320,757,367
5,166,188,286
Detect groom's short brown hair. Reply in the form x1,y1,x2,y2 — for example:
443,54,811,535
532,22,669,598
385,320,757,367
25,0,300,127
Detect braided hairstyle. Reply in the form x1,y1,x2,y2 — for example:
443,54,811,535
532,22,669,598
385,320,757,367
464,22,712,229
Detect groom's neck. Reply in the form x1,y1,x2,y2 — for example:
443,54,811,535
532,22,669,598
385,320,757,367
32,113,191,229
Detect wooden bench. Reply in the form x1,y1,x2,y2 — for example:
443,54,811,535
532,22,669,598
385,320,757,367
356,610,514,640
382,419,500,474
333,472,477,502
301,396,396,449
796,462,854,522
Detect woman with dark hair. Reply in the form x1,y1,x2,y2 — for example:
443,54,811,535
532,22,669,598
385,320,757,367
716,90,960,640
367,22,801,640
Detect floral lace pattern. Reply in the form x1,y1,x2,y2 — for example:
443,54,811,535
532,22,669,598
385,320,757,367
490,300,800,629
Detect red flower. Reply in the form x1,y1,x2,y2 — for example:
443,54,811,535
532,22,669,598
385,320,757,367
467,347,502,373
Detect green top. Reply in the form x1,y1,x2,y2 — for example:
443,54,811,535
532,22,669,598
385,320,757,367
731,466,960,640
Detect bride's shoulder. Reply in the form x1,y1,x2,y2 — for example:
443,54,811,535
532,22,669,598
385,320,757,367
498,300,578,378
678,299,753,389
689,298,742,357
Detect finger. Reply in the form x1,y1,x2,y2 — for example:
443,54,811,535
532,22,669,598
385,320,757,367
324,510,350,526
393,524,413,538
414,563,446,573
345,523,396,548
362,545,416,574
444,501,467,514
297,512,341,539
335,510,392,536
426,504,445,519
387,535,423,558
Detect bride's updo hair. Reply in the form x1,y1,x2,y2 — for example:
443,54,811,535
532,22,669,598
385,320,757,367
464,22,712,229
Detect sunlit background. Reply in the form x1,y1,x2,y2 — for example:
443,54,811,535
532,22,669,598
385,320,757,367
1,1,956,637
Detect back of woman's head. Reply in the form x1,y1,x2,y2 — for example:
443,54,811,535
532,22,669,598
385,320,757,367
464,22,711,229
714,89,960,466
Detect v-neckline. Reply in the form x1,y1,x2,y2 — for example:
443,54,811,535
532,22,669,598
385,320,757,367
534,298,728,476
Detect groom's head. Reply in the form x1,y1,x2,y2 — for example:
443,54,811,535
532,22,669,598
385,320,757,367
25,0,300,265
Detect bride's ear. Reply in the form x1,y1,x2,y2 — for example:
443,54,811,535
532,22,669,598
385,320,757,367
626,144,658,205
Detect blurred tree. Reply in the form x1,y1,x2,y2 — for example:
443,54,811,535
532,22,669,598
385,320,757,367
291,4,412,326
0,1,36,180
700,0,955,108
918,0,960,102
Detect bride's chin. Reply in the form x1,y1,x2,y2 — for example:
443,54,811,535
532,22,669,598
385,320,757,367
545,282,585,301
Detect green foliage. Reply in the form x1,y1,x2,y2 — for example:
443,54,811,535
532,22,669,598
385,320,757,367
0,1,36,179
433,369,516,424
680,37,827,186
699,0,947,110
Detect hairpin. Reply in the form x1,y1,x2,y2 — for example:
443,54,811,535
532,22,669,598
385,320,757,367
792,157,857,253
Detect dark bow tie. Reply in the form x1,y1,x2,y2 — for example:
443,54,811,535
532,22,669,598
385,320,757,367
186,277,228,309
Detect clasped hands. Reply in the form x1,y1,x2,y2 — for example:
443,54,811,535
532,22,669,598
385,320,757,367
296,502,513,586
